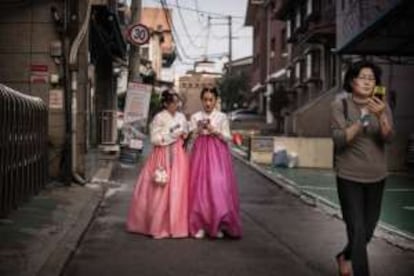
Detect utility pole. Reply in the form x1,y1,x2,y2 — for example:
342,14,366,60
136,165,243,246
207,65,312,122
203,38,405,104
128,0,142,82
227,15,232,74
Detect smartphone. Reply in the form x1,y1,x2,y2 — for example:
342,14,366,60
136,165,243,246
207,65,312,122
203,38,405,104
373,85,386,101
198,119,210,129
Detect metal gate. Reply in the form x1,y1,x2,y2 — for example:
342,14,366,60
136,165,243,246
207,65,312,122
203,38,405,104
0,84,48,217
100,110,117,145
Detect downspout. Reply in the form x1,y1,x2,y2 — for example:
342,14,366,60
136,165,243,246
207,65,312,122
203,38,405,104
68,0,92,185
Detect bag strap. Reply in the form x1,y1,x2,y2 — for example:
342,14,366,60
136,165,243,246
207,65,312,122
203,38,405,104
342,98,348,122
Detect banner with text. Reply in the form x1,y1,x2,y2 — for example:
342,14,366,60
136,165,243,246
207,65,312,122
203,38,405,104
121,82,152,149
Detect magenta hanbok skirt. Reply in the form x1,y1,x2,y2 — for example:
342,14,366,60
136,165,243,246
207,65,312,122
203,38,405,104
126,139,189,239
188,135,242,238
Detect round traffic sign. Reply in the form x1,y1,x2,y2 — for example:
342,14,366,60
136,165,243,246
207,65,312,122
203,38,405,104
127,24,150,46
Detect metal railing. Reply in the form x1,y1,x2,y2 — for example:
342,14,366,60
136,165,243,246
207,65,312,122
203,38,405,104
0,84,48,217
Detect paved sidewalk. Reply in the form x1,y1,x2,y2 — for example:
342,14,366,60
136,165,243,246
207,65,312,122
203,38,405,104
0,151,117,276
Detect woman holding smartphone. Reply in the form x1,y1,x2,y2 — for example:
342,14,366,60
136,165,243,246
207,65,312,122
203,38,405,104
188,86,242,239
331,60,394,276
126,89,190,239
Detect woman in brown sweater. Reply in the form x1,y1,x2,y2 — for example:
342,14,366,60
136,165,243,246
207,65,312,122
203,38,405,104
331,60,394,276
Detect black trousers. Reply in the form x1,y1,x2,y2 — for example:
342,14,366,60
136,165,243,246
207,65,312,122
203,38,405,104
336,177,385,276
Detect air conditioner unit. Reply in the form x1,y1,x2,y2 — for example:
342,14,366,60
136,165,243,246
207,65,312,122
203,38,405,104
251,0,264,5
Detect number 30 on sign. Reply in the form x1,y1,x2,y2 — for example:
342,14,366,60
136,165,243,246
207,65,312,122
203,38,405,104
127,24,150,46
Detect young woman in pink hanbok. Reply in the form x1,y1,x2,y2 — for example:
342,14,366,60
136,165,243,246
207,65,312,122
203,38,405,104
188,87,242,239
126,90,189,239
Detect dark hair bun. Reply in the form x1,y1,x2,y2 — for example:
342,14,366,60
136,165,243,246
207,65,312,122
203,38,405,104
200,86,219,99
161,89,178,107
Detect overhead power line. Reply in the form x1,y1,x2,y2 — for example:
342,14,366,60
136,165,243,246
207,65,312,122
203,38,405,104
159,0,214,62
151,0,245,19
193,0,204,25
175,0,202,49
159,0,192,61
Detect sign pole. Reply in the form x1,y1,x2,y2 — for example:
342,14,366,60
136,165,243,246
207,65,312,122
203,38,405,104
128,0,143,82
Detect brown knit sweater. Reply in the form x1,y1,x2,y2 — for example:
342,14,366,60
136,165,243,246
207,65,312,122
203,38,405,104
331,96,394,183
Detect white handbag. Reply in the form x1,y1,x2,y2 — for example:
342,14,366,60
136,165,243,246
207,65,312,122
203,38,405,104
153,166,168,187
153,147,170,187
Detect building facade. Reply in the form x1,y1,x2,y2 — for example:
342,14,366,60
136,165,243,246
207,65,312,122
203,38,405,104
245,1,268,116
139,7,176,84
274,0,338,136
244,0,414,170
246,0,338,136
0,0,126,181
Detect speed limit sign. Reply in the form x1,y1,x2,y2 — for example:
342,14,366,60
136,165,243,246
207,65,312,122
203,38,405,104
127,24,150,46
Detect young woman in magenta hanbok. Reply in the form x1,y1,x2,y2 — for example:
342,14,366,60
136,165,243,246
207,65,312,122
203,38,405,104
126,90,189,239
188,87,242,239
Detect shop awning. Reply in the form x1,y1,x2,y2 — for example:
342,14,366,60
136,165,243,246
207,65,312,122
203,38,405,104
337,1,414,56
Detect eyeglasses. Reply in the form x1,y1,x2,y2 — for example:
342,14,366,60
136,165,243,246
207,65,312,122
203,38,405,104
356,76,376,82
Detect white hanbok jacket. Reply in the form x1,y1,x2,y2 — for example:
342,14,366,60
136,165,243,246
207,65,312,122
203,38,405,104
150,110,189,146
190,109,231,142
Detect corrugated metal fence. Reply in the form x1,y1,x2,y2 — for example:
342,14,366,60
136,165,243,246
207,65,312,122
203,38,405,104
0,84,48,217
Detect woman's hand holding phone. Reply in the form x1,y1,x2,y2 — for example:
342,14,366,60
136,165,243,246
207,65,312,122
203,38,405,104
367,96,385,118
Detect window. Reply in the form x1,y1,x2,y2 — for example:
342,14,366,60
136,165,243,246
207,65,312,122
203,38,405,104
295,61,301,81
295,8,301,29
286,19,292,40
270,37,276,58
286,67,293,86
306,53,312,79
281,29,286,50
306,0,313,16
305,51,321,80
141,46,149,60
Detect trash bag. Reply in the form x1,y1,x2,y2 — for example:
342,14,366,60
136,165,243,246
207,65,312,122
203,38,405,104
287,152,298,168
272,149,289,167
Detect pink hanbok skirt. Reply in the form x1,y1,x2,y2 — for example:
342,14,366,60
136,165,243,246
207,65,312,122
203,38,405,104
188,135,242,238
126,139,189,239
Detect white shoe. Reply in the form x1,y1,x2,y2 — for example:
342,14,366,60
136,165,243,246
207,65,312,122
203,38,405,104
216,231,224,239
194,229,205,239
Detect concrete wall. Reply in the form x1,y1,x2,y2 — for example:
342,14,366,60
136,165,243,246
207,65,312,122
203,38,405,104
0,1,63,178
76,0,90,175
0,0,89,178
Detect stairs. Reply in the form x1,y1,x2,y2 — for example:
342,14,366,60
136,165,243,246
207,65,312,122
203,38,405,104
289,87,340,137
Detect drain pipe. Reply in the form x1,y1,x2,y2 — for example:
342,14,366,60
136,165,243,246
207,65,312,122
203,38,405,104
68,0,92,185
